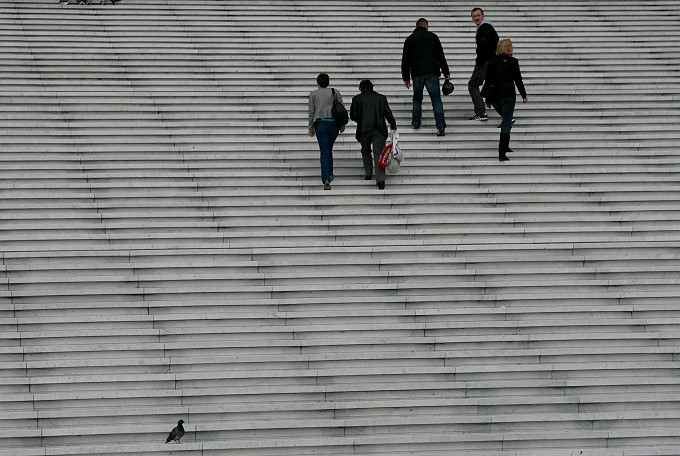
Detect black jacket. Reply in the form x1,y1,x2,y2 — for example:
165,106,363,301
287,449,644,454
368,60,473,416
484,54,526,101
475,22,499,65
401,26,450,80
349,89,397,141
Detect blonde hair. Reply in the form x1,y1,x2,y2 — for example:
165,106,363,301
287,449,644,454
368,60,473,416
496,39,513,56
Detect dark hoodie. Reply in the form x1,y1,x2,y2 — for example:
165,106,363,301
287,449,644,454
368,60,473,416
476,19,499,65
401,26,450,80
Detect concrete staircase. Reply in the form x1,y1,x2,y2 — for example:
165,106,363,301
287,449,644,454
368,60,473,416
1,0,680,454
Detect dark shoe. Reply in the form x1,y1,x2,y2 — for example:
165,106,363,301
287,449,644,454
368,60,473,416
411,121,421,129
437,128,445,137
497,119,516,128
469,113,489,121
377,181,385,190
499,132,512,153
323,182,331,190
329,174,334,182
498,137,514,152
364,175,372,180
499,132,511,161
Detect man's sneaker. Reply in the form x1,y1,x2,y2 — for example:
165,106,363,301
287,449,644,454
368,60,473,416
468,113,489,121
323,182,331,190
411,121,421,129
437,127,446,137
377,181,385,190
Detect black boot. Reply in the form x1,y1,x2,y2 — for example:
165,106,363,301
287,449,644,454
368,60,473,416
499,133,510,161
503,132,513,153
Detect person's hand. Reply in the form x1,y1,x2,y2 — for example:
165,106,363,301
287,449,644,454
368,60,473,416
308,133,315,137
340,127,345,133
404,81,411,89
445,75,451,80
485,102,491,109
523,97,528,104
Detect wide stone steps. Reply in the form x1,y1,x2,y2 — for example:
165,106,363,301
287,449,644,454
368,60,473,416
1,0,680,454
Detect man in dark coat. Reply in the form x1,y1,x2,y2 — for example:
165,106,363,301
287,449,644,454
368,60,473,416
350,80,397,190
401,18,451,136
468,7,499,121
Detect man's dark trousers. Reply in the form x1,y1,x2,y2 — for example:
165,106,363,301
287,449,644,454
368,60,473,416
359,130,387,184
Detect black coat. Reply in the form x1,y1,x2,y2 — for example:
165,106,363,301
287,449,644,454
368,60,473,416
483,54,527,101
401,27,450,80
349,89,397,141
475,22,499,65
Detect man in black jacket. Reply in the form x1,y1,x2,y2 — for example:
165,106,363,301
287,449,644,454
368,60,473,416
468,7,499,121
401,18,451,137
350,80,397,190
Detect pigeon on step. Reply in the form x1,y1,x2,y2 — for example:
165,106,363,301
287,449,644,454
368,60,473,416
165,419,185,444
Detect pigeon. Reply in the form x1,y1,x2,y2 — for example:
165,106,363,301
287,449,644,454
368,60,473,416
165,419,185,444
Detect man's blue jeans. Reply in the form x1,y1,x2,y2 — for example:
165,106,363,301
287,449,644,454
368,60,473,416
412,74,446,129
314,120,339,183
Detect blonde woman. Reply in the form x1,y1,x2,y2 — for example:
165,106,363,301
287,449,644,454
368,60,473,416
483,39,528,161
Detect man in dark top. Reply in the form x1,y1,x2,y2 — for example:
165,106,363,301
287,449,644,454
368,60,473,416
401,18,451,137
468,7,499,121
350,80,397,190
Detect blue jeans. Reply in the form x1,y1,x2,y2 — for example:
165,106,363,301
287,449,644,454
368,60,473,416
314,120,339,183
412,74,446,129
492,96,516,134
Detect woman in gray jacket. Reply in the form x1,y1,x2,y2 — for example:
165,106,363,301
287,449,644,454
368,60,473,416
308,73,345,190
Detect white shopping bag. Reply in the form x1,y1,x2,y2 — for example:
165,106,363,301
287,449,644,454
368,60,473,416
386,131,403,174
